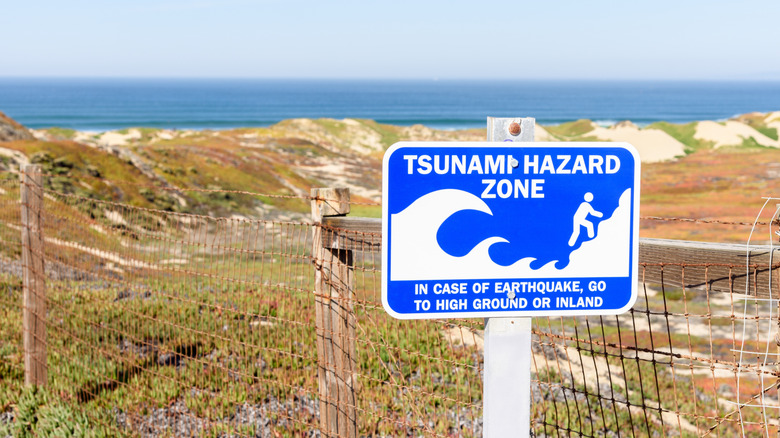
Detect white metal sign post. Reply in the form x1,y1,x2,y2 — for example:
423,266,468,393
484,117,534,438
381,118,640,437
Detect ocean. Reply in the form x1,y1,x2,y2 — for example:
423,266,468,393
1,78,780,131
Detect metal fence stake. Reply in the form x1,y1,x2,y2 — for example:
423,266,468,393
312,188,357,438
21,164,47,386
484,117,535,437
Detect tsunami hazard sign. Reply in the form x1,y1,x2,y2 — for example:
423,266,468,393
381,141,641,319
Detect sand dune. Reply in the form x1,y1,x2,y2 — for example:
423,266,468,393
584,121,686,162
534,124,556,142
26,111,780,168
765,112,780,131
99,128,143,147
765,111,780,121
694,120,780,148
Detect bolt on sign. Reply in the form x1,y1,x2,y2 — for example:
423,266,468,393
382,142,641,319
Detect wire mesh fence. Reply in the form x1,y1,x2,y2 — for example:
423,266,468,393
0,172,24,403
530,278,777,437
2,168,780,437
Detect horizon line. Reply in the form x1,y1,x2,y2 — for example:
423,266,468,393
2,75,780,82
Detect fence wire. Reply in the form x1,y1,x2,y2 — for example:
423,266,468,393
1,171,779,437
0,173,24,406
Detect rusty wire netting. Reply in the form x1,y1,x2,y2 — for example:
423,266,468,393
0,172,24,394
325,220,780,437
530,277,778,437
3,170,321,436
2,170,780,437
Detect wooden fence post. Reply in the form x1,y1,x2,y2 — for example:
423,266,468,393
21,164,46,386
311,188,357,438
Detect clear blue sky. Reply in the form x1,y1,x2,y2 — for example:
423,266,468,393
2,0,779,80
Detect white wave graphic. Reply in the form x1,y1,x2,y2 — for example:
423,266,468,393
390,188,632,281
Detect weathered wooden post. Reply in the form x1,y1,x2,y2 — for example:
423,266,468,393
21,164,47,386
311,187,357,438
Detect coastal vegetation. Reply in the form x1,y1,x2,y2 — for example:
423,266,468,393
1,111,780,435
1,110,779,241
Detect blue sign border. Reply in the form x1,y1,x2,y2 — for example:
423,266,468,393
382,141,641,319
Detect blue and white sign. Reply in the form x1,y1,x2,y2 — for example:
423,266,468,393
382,142,640,319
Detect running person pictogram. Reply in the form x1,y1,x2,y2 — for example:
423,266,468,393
568,192,603,246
